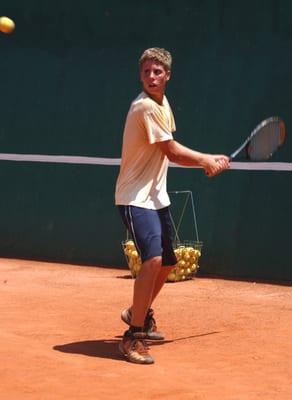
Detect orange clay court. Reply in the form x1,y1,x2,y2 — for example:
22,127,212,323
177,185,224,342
0,257,291,400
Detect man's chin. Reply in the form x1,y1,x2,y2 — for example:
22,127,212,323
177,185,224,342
147,87,162,95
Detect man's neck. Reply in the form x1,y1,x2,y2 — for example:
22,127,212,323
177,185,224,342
144,90,164,105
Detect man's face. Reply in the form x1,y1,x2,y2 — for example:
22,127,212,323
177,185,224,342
140,60,170,100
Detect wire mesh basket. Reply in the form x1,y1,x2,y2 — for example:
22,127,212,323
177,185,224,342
122,191,203,282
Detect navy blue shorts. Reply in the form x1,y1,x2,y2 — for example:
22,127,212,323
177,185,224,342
118,205,177,266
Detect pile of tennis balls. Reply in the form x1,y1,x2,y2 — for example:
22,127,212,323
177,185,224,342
123,240,202,282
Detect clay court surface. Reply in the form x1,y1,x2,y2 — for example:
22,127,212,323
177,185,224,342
1,258,291,400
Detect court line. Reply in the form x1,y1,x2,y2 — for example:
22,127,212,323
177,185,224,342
0,153,292,171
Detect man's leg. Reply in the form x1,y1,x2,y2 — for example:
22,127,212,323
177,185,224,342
130,256,162,327
123,264,174,340
147,206,177,306
125,206,177,331
128,264,174,313
119,256,162,364
148,264,174,306
119,256,161,365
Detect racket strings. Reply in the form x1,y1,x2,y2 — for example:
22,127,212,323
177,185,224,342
248,121,281,161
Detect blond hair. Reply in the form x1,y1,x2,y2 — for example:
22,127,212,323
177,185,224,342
139,47,172,71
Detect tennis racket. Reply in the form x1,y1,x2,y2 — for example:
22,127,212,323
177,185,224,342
230,116,286,161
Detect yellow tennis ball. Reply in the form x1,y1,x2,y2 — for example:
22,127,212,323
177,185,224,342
0,17,15,34
177,260,186,269
131,250,138,259
167,273,176,282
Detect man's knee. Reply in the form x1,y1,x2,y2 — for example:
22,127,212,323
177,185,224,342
144,256,162,267
139,256,162,276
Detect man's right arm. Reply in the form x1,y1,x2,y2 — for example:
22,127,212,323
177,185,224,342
157,139,229,177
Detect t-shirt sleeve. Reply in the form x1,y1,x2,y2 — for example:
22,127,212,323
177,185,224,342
143,106,175,144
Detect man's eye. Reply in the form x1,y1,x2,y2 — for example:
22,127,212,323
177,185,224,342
154,70,162,75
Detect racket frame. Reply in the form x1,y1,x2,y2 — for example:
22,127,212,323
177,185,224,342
230,116,285,161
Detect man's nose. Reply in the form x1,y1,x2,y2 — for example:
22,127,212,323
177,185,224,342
149,71,156,80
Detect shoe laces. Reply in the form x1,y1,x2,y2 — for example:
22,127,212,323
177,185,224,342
145,310,157,332
131,338,149,355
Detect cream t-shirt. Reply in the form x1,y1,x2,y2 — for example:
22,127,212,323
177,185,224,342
115,92,176,209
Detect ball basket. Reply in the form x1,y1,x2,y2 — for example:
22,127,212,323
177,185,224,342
122,239,203,281
122,191,203,282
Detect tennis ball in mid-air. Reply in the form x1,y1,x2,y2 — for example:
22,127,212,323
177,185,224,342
0,16,15,34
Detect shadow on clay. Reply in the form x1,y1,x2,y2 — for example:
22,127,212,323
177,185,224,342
53,331,221,361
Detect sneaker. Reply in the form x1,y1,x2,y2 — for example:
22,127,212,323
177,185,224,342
118,330,154,364
121,308,165,340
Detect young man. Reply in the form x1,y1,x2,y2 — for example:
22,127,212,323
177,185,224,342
115,48,229,364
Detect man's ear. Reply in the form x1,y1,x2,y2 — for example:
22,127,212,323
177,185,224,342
166,70,171,81
139,68,145,84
